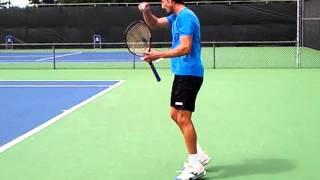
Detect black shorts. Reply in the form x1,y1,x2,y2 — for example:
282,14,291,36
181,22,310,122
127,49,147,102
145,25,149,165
170,75,203,112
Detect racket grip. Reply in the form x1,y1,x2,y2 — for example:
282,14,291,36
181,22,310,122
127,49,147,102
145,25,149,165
148,62,161,82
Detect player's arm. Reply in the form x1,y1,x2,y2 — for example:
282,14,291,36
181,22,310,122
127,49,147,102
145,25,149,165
138,2,169,29
161,35,192,57
143,35,192,62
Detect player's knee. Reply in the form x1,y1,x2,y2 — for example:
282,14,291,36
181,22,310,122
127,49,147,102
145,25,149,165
170,108,178,121
170,111,177,121
176,116,188,128
176,112,192,129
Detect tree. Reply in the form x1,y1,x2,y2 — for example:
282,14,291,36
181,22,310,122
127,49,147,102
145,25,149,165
29,0,161,4
29,0,40,4
57,0,160,3
29,0,56,4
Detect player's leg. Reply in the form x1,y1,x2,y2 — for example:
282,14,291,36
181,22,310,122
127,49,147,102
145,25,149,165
170,75,210,163
176,110,197,154
174,109,205,180
171,107,210,167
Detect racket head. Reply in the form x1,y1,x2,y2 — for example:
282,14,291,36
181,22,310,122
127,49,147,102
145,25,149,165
125,20,151,56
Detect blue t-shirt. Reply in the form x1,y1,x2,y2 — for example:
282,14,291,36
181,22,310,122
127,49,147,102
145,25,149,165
166,7,204,77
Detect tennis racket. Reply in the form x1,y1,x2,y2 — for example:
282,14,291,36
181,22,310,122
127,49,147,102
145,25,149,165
125,20,161,82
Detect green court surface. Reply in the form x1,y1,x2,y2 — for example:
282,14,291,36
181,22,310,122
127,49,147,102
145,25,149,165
0,68,320,180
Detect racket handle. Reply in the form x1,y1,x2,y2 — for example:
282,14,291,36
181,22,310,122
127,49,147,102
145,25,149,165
148,62,161,82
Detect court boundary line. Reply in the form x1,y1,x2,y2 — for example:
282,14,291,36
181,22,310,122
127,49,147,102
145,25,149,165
0,85,113,88
0,55,49,58
0,80,125,153
35,51,83,62
0,51,82,61
0,80,123,81
0,51,136,63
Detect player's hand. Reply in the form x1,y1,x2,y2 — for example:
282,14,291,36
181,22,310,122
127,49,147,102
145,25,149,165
143,51,162,63
138,2,151,13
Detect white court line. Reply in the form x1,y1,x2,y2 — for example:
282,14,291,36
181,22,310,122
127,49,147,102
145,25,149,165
0,80,121,81
0,55,49,58
0,85,112,88
35,51,83,62
0,80,125,153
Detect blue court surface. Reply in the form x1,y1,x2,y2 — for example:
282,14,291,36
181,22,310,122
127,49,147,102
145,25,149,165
0,80,124,153
0,51,140,62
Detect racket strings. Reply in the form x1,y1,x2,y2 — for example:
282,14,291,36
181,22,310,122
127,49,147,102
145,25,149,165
126,23,151,55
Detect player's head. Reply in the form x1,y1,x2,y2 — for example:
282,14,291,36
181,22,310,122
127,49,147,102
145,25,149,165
161,0,185,14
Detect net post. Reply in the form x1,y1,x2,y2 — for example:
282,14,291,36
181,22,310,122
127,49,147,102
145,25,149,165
53,45,56,69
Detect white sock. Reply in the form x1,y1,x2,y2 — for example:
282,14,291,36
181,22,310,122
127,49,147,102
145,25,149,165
188,154,201,167
197,143,205,155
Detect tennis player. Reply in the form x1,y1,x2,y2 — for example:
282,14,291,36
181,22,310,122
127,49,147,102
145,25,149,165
138,0,210,179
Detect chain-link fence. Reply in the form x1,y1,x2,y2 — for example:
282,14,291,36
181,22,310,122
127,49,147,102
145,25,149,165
301,0,320,68
0,41,300,69
1,0,320,69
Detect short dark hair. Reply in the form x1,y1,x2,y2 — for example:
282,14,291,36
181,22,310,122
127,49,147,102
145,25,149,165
172,0,185,5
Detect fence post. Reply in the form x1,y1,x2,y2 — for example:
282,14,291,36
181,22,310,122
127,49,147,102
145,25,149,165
213,42,216,69
296,0,302,68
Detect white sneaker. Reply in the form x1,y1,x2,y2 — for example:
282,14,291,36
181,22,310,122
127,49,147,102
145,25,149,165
175,163,206,180
198,152,211,166
180,152,211,171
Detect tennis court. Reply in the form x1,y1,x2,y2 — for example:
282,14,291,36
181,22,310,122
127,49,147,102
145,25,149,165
0,51,134,62
0,48,142,69
0,68,320,180
0,80,123,151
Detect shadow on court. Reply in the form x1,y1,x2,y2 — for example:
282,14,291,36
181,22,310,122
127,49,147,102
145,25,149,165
203,158,296,179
